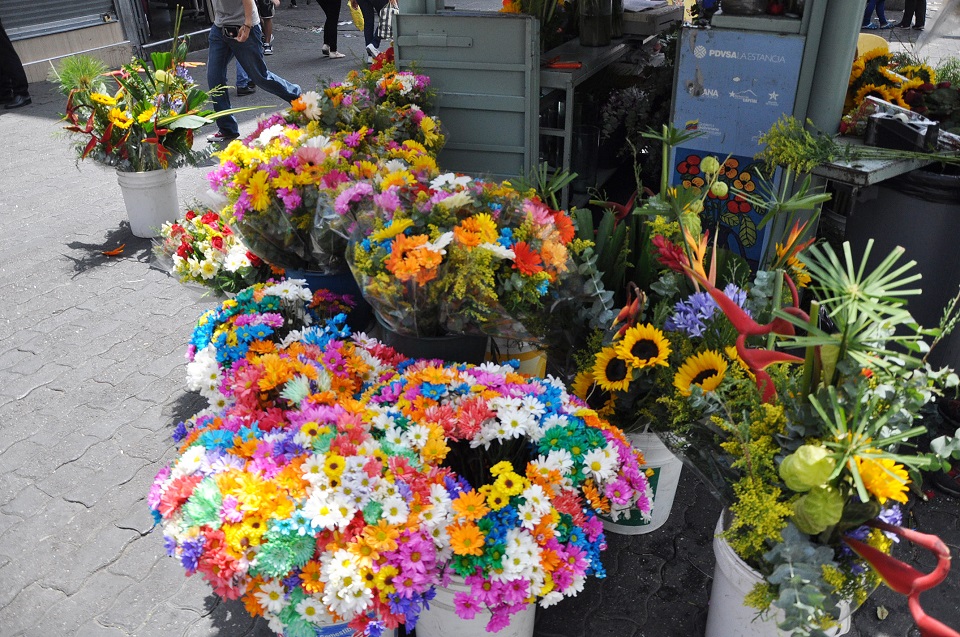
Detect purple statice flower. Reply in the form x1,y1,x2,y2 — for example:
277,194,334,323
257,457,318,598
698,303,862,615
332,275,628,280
364,619,386,637
282,571,301,591
233,191,253,220
163,534,178,557
878,504,903,543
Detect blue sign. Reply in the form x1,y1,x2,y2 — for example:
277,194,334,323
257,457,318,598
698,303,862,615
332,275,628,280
670,27,805,267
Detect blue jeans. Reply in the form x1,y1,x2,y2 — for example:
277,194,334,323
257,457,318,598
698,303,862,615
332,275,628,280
862,0,888,25
208,24,301,137
237,60,250,88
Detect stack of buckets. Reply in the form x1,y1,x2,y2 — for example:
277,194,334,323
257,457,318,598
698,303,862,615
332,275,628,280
600,428,684,535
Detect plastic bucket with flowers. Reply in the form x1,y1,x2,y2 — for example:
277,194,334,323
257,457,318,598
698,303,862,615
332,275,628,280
706,513,852,637
416,575,536,637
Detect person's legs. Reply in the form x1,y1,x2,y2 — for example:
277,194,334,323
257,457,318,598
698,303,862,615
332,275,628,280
233,25,301,102
357,0,378,50
0,18,29,99
897,0,916,26
236,59,251,88
862,0,877,26
208,25,240,139
914,0,926,28
876,0,889,26
317,0,342,51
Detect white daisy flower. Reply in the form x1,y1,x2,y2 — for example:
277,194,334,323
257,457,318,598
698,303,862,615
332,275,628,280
295,596,328,624
254,580,286,615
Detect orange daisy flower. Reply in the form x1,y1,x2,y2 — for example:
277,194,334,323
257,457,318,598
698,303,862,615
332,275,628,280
452,490,490,521
448,522,485,556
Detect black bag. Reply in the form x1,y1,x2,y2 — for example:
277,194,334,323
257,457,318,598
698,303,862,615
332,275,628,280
377,2,398,40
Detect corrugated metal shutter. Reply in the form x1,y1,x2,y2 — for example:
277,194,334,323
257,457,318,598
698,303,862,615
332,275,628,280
1,0,118,40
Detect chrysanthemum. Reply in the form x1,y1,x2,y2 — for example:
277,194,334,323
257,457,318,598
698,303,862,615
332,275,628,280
449,521,485,556
673,350,728,396
592,347,631,392
452,490,490,521
615,324,671,370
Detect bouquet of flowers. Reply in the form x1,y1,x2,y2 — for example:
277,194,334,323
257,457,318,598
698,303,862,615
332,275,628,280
153,203,276,296
185,279,357,409
54,14,240,172
154,306,650,635
361,358,651,629
346,172,578,340
655,219,960,635
207,60,443,273
153,318,418,637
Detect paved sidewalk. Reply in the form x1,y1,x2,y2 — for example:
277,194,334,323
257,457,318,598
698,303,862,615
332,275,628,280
0,2,957,636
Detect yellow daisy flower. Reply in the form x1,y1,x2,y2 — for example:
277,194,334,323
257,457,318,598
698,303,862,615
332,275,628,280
854,453,910,504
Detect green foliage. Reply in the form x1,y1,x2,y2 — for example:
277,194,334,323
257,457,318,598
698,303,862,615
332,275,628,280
48,54,108,96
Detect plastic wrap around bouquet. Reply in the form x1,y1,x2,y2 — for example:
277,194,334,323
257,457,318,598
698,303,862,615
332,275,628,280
345,172,580,340
152,314,651,637
206,60,444,275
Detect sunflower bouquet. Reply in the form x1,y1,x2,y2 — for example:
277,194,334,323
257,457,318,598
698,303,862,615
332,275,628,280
153,203,276,296
654,219,960,635
346,172,578,340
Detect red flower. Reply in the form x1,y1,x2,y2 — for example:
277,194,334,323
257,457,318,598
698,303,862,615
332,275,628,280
511,241,544,276
210,236,224,251
246,251,262,266
185,209,197,220
552,210,576,243
651,234,688,273
200,212,219,225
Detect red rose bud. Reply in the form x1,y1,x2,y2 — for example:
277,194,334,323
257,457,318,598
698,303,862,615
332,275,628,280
201,212,219,225
247,251,262,266
211,236,224,250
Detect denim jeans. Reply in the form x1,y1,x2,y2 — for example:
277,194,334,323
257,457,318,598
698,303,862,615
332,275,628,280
208,24,301,137
237,60,250,88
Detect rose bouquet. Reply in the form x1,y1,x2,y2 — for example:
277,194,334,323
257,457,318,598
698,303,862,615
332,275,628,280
346,172,578,340
153,203,276,296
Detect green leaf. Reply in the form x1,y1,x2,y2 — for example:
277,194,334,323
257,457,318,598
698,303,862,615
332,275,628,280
739,214,757,248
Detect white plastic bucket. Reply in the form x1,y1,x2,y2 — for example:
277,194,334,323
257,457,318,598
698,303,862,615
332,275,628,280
116,168,179,238
600,430,683,535
416,577,536,637
488,337,548,377
706,514,851,637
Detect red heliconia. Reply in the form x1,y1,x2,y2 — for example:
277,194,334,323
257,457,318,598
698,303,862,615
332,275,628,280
844,520,958,637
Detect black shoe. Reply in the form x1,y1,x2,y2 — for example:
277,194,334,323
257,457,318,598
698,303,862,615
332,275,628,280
0,93,13,105
237,83,257,96
895,22,911,27
4,94,30,109
913,25,924,30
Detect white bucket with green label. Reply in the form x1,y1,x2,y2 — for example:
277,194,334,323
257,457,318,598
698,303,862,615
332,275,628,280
600,430,683,535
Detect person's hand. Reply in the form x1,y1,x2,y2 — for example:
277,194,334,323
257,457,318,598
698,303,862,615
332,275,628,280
236,24,251,42
272,0,279,6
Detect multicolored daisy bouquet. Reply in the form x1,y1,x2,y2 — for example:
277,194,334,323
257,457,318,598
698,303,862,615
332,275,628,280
207,60,443,274
361,358,651,629
653,215,960,634
346,172,578,340
185,279,358,410
153,203,276,296
154,307,651,636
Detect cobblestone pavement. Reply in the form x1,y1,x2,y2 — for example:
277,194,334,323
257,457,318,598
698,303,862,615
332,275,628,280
0,1,957,636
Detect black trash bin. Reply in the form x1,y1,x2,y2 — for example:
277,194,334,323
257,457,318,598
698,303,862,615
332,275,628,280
845,165,960,369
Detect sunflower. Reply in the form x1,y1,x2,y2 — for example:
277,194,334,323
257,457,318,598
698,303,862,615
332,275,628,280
616,324,671,370
593,346,631,392
674,350,728,396
854,83,896,107
899,63,936,84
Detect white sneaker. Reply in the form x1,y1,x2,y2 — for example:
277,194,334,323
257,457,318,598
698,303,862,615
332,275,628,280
322,44,330,57
366,44,380,59
263,42,274,55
